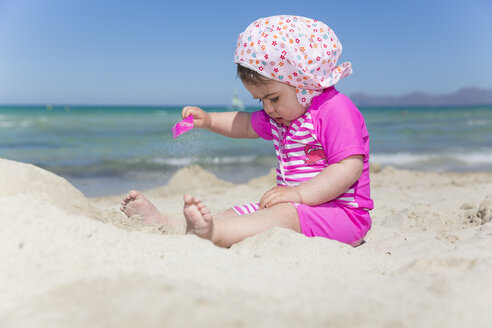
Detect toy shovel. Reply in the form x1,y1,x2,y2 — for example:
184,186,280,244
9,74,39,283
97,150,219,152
172,115,194,139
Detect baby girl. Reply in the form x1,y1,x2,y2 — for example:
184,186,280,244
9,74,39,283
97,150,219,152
121,15,373,247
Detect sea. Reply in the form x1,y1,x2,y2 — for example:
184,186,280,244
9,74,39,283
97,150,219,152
1,104,491,197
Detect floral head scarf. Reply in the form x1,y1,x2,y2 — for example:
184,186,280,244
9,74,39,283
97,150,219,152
234,15,352,107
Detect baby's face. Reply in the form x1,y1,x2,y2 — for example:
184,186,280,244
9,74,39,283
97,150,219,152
244,79,306,126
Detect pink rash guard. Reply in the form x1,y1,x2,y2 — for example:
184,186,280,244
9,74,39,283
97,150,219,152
232,87,373,246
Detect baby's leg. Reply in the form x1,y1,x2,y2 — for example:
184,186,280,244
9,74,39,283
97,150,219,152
183,195,300,248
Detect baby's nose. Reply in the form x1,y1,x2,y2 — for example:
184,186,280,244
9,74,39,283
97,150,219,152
263,102,274,114
265,109,276,117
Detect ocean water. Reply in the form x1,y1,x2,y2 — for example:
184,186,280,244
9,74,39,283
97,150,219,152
1,104,491,196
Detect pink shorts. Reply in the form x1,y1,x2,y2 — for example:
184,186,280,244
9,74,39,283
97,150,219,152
232,201,371,246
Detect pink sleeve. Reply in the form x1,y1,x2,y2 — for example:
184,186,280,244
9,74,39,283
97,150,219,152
250,110,273,140
314,94,367,165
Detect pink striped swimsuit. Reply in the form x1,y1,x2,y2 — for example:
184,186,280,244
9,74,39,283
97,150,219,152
233,87,373,246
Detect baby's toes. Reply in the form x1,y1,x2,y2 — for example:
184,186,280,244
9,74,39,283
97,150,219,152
183,194,194,205
199,206,209,215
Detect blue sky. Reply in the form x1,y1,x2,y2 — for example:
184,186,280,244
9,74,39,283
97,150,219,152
0,0,491,105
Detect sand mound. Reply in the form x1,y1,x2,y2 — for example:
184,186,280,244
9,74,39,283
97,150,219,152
1,158,492,327
0,158,97,218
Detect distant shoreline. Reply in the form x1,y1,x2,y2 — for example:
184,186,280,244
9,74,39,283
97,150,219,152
350,86,492,107
1,104,491,110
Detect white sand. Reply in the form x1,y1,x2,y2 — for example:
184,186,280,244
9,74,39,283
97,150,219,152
1,157,491,327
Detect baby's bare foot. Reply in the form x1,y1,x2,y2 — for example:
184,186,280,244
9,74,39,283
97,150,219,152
120,190,168,225
183,194,214,242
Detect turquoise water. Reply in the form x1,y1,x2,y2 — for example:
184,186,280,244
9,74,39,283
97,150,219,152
1,104,491,196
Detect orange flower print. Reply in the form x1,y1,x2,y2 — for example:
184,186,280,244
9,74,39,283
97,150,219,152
300,47,305,52
279,62,284,66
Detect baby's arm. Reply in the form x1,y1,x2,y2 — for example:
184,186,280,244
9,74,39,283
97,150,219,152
182,106,258,139
259,155,363,208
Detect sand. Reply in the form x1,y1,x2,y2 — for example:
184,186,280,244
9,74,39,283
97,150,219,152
0,157,491,327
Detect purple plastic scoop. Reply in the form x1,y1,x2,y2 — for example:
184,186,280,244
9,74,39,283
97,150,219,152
172,115,194,139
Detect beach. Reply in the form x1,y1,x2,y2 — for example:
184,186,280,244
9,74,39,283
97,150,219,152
2,1,491,326
1,157,491,327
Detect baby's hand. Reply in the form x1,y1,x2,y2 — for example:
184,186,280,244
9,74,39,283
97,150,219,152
182,106,212,129
259,186,302,209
